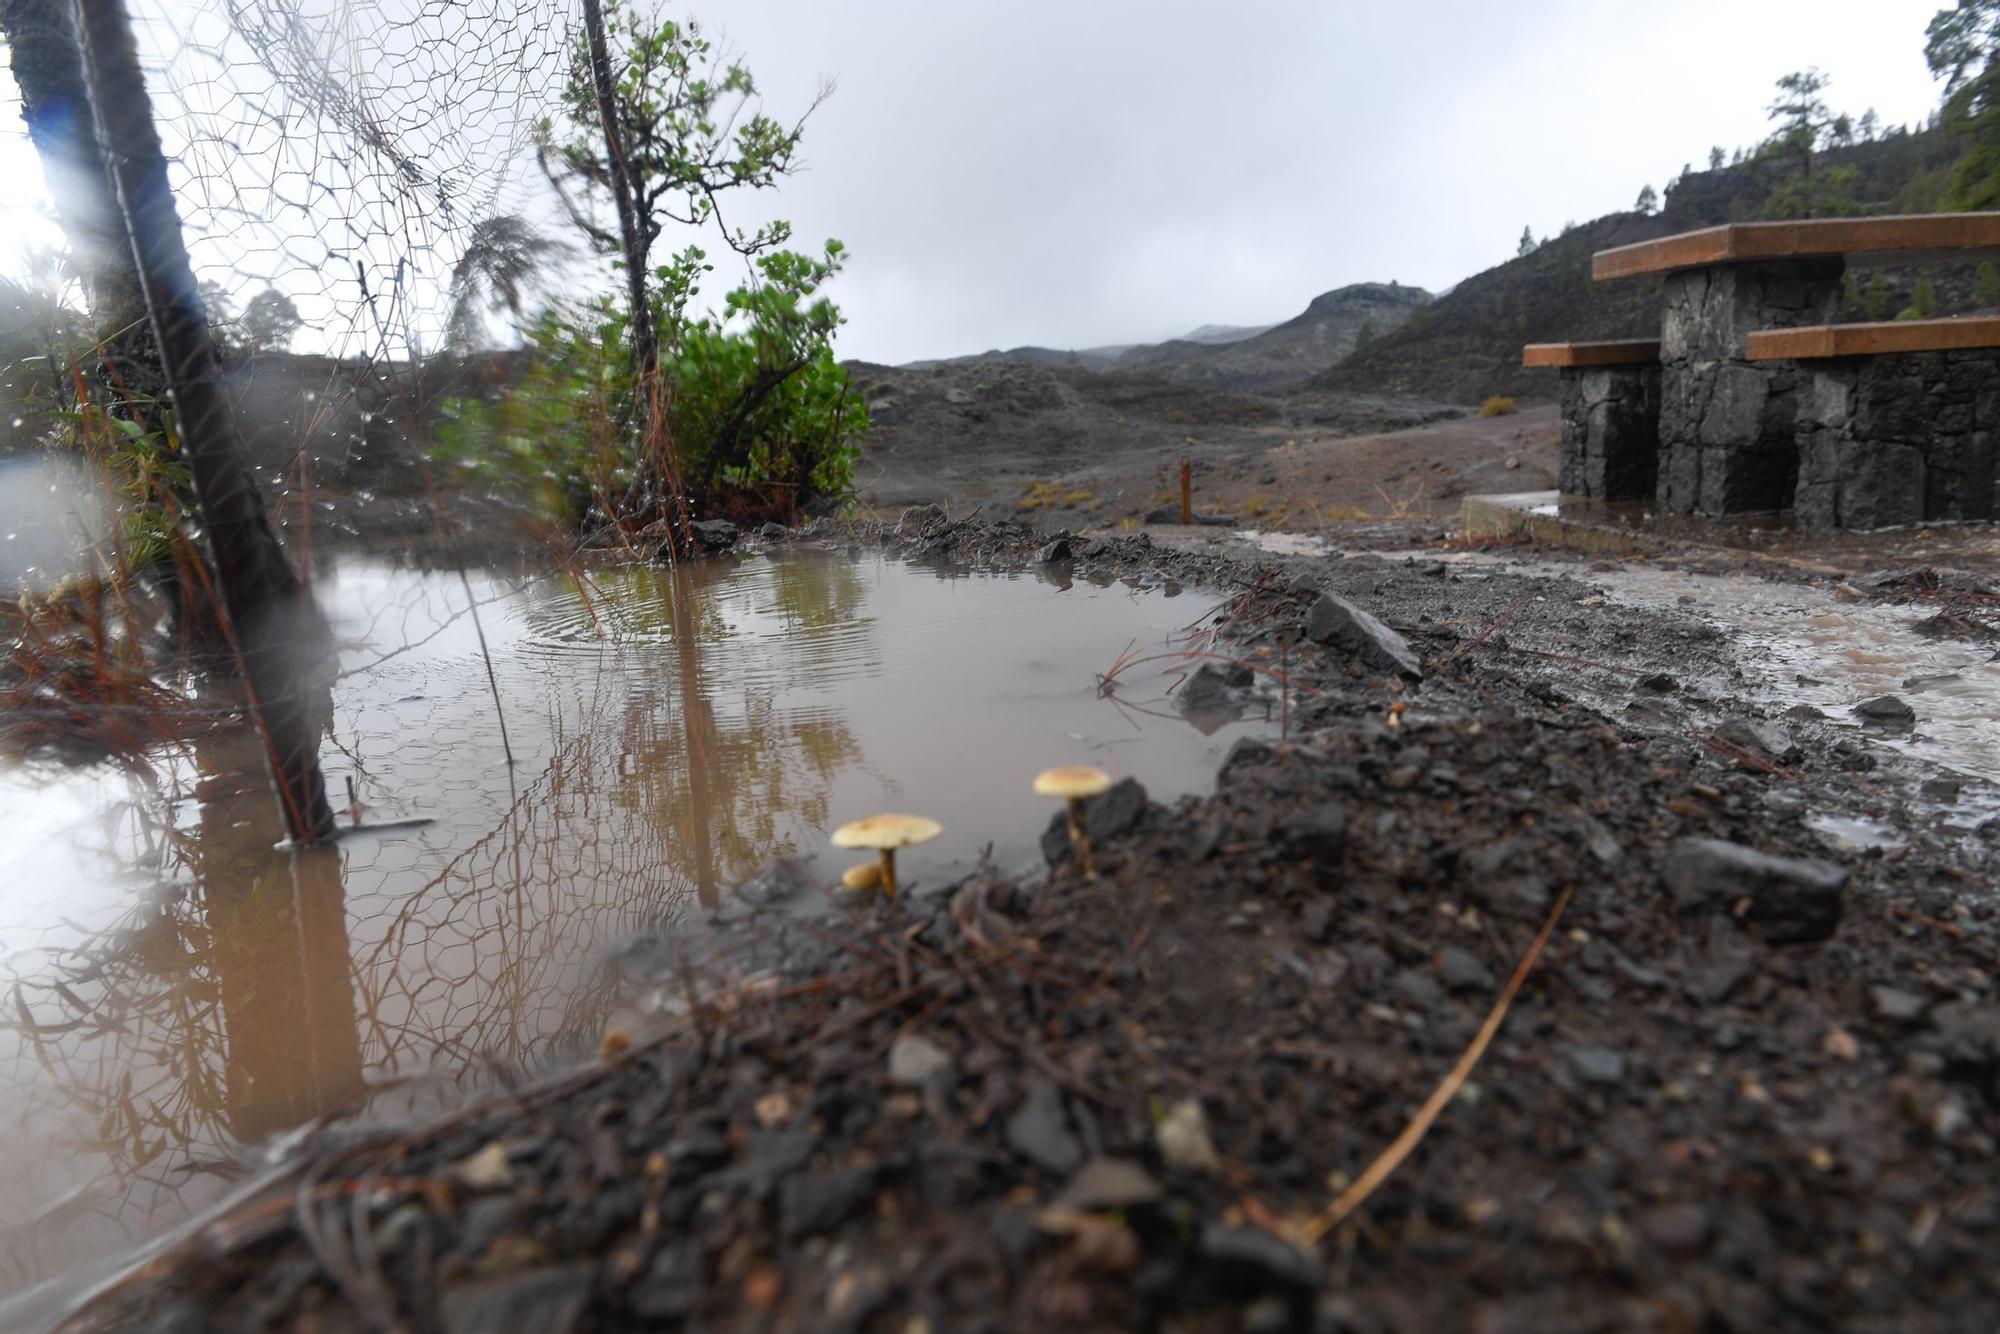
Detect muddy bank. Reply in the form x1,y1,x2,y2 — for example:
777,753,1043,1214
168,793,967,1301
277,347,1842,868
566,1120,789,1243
69,512,1999,1332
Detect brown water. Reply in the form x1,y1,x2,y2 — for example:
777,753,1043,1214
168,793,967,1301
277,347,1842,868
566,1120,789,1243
0,549,1254,1313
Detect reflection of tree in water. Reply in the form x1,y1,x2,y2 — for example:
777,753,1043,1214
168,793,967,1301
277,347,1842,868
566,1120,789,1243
0,728,362,1285
510,554,873,902
761,550,872,635
609,559,867,904
0,554,880,1282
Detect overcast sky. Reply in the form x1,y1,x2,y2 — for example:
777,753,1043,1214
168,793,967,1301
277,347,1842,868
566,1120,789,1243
705,0,1944,364
0,0,1952,365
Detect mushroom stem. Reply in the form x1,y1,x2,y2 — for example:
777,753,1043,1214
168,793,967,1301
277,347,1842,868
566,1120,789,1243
879,849,899,898
1066,796,1097,880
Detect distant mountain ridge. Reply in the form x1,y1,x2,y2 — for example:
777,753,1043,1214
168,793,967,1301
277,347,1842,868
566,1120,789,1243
1114,282,1429,390
1176,322,1273,345
900,283,1426,389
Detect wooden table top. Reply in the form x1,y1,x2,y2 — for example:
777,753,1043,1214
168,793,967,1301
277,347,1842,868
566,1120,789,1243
1522,340,1661,368
1744,316,2000,360
1594,214,2000,280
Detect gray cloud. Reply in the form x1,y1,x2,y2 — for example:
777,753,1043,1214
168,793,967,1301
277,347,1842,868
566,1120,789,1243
0,0,1946,365
702,0,1943,364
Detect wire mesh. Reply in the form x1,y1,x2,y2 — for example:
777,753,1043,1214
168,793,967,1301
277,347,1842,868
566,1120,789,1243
135,0,572,363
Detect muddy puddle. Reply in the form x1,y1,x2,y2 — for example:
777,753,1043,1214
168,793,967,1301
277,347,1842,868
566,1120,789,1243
0,549,1255,1312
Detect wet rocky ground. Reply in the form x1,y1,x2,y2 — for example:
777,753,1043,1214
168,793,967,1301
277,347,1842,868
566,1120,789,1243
70,509,2000,1332
842,355,1535,526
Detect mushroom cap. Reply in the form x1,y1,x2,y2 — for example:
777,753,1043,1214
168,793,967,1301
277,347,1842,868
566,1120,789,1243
840,862,884,891
832,813,943,851
1033,765,1113,799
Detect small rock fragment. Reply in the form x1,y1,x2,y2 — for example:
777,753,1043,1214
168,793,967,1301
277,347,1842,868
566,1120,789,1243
686,518,739,552
1199,1224,1326,1290
1180,661,1254,723
888,1034,954,1087
1660,837,1848,944
440,1263,593,1334
1305,592,1423,679
780,1165,877,1238
1040,778,1148,866
1277,807,1348,864
1869,985,1928,1023
1056,1158,1162,1211
1567,1045,1628,1087
1438,947,1495,993
452,1142,514,1192
1711,719,1802,767
1638,1203,1712,1257
1156,1098,1220,1174
1007,1076,1081,1174
1853,695,1916,729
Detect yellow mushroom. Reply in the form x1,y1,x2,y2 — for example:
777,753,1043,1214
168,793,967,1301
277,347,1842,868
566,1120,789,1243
831,813,942,898
840,861,884,893
1034,765,1113,879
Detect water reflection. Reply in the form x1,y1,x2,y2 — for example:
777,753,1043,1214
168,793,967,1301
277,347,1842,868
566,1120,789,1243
190,738,364,1142
0,549,1252,1301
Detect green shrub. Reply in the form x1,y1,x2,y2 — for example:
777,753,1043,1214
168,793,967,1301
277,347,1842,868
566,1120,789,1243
435,244,867,526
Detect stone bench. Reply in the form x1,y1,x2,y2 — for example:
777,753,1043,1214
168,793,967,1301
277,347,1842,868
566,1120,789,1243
1523,341,1661,501
1745,318,2000,531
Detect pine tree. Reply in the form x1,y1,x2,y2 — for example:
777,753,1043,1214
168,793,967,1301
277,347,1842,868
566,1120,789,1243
1898,275,1940,321
1516,226,1536,257
1634,183,1658,214
1863,271,1892,321
1927,0,2000,207
1709,146,1725,170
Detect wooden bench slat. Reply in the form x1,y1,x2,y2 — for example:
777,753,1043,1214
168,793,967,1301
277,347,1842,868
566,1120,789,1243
1593,214,2000,281
1522,340,1661,368
1743,317,2000,361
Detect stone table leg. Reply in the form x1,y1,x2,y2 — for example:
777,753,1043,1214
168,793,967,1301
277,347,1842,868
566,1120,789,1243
1559,364,1661,501
1796,349,2000,530
1656,259,1843,515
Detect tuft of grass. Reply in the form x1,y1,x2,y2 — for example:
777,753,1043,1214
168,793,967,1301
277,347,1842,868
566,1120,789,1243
1479,395,1517,418
1018,480,1060,512
2,573,199,764
1062,489,1094,506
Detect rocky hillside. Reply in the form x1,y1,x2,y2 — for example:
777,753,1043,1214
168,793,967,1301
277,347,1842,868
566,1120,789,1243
1115,281,1430,391
1176,322,1273,345
1319,126,1969,405
1310,216,1671,404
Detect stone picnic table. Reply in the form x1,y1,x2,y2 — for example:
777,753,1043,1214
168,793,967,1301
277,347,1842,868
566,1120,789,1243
1528,214,2000,529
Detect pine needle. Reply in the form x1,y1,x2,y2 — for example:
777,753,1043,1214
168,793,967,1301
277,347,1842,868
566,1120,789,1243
1301,882,1573,1244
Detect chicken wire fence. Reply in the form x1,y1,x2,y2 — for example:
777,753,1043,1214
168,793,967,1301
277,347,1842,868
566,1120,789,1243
0,0,624,1285
136,0,572,363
